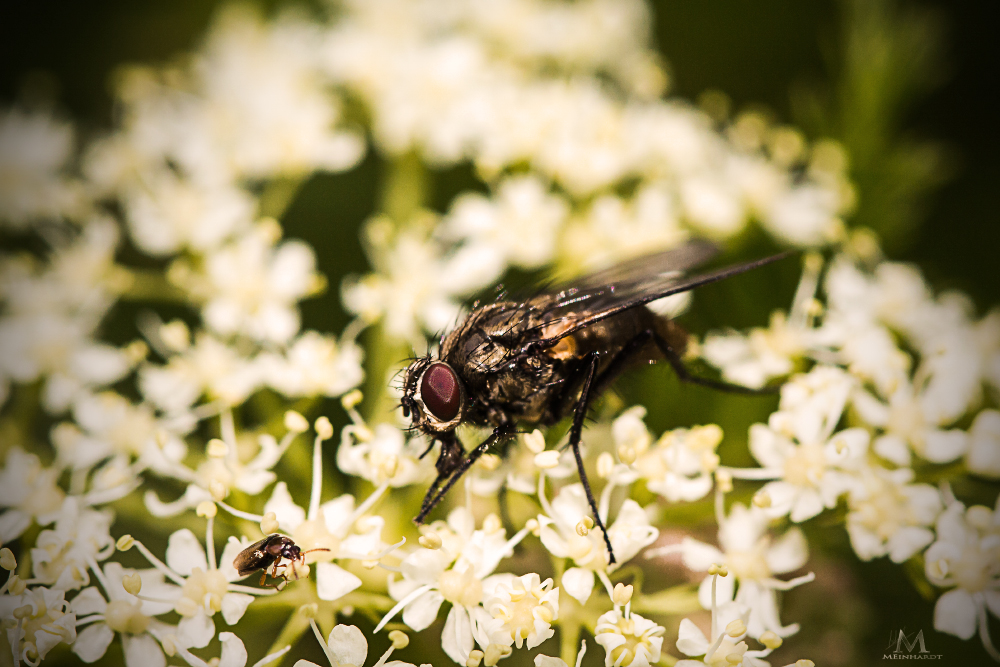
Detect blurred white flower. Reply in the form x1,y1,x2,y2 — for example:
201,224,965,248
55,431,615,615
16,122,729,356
31,498,115,590
0,586,76,664
0,108,81,226
259,331,364,399
925,496,1000,660
846,466,941,563
0,448,65,542
967,410,1000,478
595,608,663,667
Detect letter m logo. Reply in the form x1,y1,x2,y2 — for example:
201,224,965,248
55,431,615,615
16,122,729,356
893,629,928,654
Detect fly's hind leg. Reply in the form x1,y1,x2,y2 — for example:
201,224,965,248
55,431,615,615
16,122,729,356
568,351,617,565
650,330,776,395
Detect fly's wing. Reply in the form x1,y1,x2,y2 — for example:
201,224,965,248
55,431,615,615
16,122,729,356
532,244,790,343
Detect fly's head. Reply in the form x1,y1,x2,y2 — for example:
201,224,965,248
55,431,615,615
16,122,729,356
401,356,466,436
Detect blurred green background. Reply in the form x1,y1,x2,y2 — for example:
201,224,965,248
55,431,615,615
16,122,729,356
2,1,997,666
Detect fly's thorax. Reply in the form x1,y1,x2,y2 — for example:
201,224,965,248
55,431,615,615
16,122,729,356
401,357,466,435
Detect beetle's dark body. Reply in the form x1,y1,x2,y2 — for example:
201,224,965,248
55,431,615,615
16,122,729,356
401,241,787,563
233,534,327,588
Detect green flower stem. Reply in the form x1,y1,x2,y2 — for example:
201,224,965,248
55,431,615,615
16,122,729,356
628,584,701,616
117,269,189,303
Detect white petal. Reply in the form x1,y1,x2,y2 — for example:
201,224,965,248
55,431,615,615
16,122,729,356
221,593,255,625
789,489,825,522
560,568,595,605
402,590,445,631
178,611,215,649
676,618,709,656
73,623,115,663
887,527,934,563
315,562,363,601
293,662,323,667
873,435,911,467
766,528,808,574
534,656,569,667
327,625,367,666
219,537,253,582
123,634,166,667
985,590,1000,619
933,589,977,639
441,605,473,665
70,587,108,616
263,483,306,532
218,632,248,667
679,537,724,571
922,429,968,463
0,510,31,543
166,529,208,576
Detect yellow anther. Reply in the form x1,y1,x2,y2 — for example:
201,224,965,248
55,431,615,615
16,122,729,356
196,501,218,518
617,444,637,465
207,438,229,458
361,560,378,570
525,518,540,536
12,605,32,620
575,521,590,537
482,514,502,534
759,631,782,649
796,661,815,667
612,583,634,606
381,454,399,479
122,573,142,596
388,630,409,650
725,652,744,664
300,603,318,619
159,320,190,352
260,512,280,534
341,389,363,410
116,535,135,551
726,619,746,637
284,410,310,433
0,548,16,571
596,452,615,479
717,564,729,577
315,417,334,440
523,429,546,454
419,533,443,550
753,492,772,508
466,650,484,667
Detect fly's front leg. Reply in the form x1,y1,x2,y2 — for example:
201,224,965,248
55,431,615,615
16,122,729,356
415,425,510,524
419,435,466,517
568,351,616,565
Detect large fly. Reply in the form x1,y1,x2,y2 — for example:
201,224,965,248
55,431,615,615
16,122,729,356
399,241,788,564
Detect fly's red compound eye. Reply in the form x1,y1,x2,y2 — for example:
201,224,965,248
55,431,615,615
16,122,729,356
420,362,461,422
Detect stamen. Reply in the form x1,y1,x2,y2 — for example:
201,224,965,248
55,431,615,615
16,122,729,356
309,619,338,667
374,584,433,633
217,502,265,523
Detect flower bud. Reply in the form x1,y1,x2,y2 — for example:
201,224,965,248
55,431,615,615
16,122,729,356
0,548,16,571
525,518,540,536
419,533,442,550
260,512,279,534
966,505,993,530
196,501,218,518
284,411,310,433
315,417,334,440
300,603,318,619
207,439,229,458
210,480,227,502
341,389,363,410
715,469,733,493
117,535,135,551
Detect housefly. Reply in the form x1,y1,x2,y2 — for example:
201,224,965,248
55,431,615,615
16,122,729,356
400,241,788,563
233,534,329,588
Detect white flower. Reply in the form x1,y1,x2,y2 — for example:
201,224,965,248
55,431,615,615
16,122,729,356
924,496,1000,659
595,608,663,667
735,367,867,522
295,623,422,667
0,107,80,226
31,498,115,590
259,331,364,398
52,391,159,471
670,502,812,638
380,507,526,665
69,562,183,667
538,482,658,604
443,174,567,271
845,466,941,562
480,572,559,650
165,529,256,628
0,448,65,542
0,586,76,664
967,410,1000,478
336,421,435,488
633,421,724,503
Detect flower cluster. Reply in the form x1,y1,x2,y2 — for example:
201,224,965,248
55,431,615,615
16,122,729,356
1,1,995,667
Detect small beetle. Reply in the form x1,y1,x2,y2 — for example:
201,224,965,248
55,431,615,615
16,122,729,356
233,534,329,588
